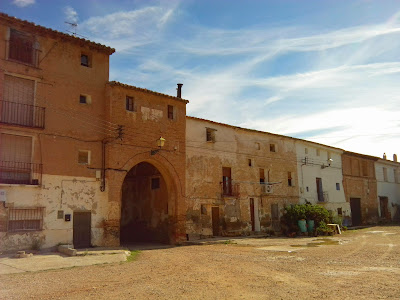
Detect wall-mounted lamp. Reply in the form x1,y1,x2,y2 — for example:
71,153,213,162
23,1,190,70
321,158,333,169
151,137,166,155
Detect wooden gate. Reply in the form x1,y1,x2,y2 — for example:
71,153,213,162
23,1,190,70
212,207,220,236
350,198,362,226
73,211,91,248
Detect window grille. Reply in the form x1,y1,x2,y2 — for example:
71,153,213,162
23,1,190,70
8,207,44,232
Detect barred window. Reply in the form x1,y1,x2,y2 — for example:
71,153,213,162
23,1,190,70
8,207,44,232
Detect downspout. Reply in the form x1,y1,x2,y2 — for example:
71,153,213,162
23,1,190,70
100,139,107,192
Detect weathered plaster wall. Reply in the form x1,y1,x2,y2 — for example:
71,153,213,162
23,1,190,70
0,174,108,252
186,117,299,238
295,141,350,221
375,159,400,221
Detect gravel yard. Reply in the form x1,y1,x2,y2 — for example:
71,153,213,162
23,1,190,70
1,226,399,299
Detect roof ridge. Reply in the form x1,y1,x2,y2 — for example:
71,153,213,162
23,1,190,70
0,12,115,55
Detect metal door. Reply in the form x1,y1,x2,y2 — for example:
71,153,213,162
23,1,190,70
73,211,91,248
212,207,220,236
350,198,362,226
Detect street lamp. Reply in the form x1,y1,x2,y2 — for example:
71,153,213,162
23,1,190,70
151,137,166,155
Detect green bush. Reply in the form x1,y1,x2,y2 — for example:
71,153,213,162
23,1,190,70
281,204,330,235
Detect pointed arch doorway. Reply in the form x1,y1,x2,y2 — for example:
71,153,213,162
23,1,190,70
120,162,170,244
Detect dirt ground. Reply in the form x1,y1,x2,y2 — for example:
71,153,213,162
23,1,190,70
1,226,399,299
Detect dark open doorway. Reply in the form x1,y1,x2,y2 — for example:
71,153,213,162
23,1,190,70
120,162,169,244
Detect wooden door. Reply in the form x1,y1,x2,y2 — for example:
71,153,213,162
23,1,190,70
350,198,362,226
271,203,280,231
250,198,255,231
316,178,323,202
212,207,220,236
379,197,390,220
73,211,91,248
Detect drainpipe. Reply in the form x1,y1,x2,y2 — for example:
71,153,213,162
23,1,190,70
100,139,107,192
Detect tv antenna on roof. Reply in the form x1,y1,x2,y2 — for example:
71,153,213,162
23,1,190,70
65,21,77,36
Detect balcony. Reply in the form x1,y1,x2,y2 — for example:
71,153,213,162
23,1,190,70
6,39,40,67
221,179,240,197
0,100,45,129
317,191,329,202
0,161,42,185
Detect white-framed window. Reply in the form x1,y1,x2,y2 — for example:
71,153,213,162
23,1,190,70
78,150,90,165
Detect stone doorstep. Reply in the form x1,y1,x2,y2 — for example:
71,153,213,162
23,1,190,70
57,245,129,257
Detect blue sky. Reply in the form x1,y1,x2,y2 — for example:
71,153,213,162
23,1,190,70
3,0,400,158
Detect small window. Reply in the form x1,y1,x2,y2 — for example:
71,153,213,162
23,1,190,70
383,167,388,182
80,95,88,104
8,207,44,232
337,208,342,216
255,142,260,150
78,150,90,165
151,177,160,189
336,183,340,190
81,54,90,67
270,144,276,152
306,186,309,192
394,169,399,183
305,148,308,154
316,149,320,156
167,105,174,120
288,172,293,186
206,128,216,142
126,96,136,112
248,159,252,167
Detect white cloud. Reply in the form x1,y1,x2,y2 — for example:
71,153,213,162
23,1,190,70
12,0,34,7
80,3,178,51
64,6,78,24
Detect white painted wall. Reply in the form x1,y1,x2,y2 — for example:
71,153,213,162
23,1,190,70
295,141,350,217
375,159,400,220
0,174,108,251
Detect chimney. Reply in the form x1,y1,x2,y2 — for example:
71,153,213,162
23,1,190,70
177,83,183,98
394,154,398,162
383,153,387,160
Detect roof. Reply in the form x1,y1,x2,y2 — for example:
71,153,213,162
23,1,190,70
343,151,379,161
107,81,189,104
187,116,344,151
0,12,115,55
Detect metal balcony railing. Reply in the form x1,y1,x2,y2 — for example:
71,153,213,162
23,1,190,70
0,161,42,185
6,39,40,66
317,191,329,202
0,100,45,129
221,179,240,197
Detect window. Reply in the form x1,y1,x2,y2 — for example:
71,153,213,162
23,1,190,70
8,207,44,232
305,148,308,154
270,143,276,152
206,128,216,142
248,159,252,167
394,169,399,184
336,183,340,190
2,75,38,128
222,167,232,196
151,177,160,189
78,150,90,165
383,167,388,182
8,29,36,65
81,54,90,67
362,161,368,177
316,149,320,156
288,172,293,186
337,208,342,216
126,96,136,112
0,133,34,185
255,142,260,150
201,204,207,215
167,105,174,120
260,168,265,193
80,95,87,104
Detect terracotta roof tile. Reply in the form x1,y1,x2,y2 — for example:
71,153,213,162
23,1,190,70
107,81,189,104
0,12,115,55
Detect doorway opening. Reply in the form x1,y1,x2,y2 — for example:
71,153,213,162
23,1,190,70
120,162,169,244
350,198,362,226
